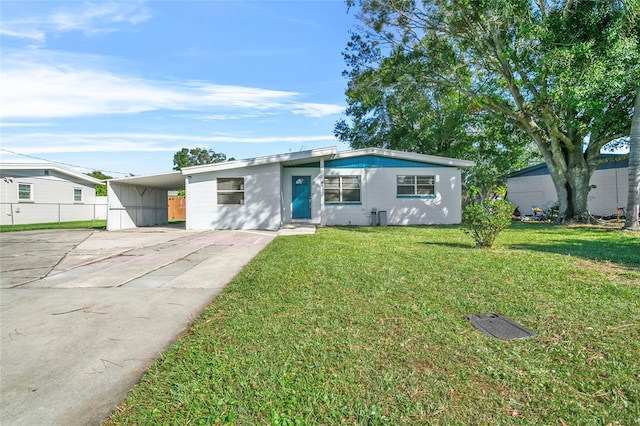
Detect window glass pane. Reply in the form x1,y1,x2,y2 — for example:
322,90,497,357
74,188,82,202
342,189,361,202
417,175,434,185
217,192,244,205
397,186,415,195
416,186,434,195
324,177,340,190
217,178,243,191
325,190,340,203
342,177,360,188
18,184,31,200
397,175,415,185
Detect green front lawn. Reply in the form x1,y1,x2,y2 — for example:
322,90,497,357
0,220,106,232
107,224,640,425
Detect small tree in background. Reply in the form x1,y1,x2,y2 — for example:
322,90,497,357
86,170,112,196
462,200,514,248
173,147,227,170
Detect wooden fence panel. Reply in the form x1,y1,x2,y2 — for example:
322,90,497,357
168,196,186,220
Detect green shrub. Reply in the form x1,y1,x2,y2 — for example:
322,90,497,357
462,199,514,248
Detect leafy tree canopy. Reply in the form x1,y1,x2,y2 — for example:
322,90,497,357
86,170,112,196
173,148,227,171
340,0,639,222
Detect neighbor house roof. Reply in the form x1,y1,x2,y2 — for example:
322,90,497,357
505,154,629,179
0,163,103,185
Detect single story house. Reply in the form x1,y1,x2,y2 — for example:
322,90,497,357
106,147,475,231
505,156,629,217
0,163,105,226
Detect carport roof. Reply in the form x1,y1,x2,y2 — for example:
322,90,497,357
108,171,185,189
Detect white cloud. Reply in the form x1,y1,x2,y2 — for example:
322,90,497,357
292,103,345,117
0,2,150,41
1,132,339,154
0,55,344,119
0,122,54,128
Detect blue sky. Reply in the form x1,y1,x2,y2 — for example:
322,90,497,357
0,1,358,177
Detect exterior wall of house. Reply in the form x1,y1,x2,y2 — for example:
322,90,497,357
506,167,629,217
0,169,98,225
186,163,281,230
323,166,463,226
281,164,464,226
588,167,629,216
506,175,557,216
106,183,168,230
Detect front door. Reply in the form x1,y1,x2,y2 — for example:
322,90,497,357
292,176,311,219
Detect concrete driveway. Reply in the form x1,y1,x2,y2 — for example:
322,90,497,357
0,226,310,425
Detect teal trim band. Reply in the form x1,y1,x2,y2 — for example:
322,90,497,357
326,155,439,169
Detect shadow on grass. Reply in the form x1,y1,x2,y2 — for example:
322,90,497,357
511,239,640,269
330,224,462,233
420,241,475,249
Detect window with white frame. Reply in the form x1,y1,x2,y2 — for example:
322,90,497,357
74,188,83,202
324,176,361,203
18,183,33,201
217,177,244,205
397,175,435,197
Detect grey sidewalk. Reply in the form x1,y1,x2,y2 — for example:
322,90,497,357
0,227,286,425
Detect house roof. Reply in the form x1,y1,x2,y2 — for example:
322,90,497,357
505,154,629,178
182,147,338,175
106,147,475,190
183,147,475,176
0,163,103,185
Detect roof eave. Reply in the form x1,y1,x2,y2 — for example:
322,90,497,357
182,147,338,175
0,163,104,185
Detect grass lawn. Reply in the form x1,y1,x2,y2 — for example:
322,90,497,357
0,220,106,232
107,224,640,425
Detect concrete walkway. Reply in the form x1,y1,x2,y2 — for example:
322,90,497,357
0,226,313,425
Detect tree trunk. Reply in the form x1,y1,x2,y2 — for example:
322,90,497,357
544,147,593,224
624,88,640,230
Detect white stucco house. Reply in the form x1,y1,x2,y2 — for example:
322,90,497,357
0,163,105,226
106,147,475,231
505,156,629,217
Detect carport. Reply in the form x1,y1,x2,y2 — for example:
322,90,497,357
107,171,185,231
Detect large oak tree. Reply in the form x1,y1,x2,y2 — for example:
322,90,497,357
340,0,639,222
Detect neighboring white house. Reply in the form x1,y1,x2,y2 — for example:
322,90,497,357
106,147,475,231
505,156,629,217
0,163,104,226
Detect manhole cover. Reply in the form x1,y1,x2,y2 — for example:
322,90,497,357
465,313,535,340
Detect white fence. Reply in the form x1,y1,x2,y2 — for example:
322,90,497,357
1,197,107,226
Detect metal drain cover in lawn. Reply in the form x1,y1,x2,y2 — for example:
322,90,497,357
465,313,535,340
